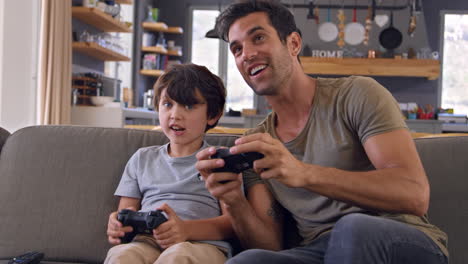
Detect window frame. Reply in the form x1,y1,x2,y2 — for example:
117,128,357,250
438,10,468,111
188,5,259,113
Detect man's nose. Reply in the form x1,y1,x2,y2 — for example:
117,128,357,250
242,43,257,62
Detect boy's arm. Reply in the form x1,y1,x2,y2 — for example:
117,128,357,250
117,196,141,211
107,196,141,245
183,203,234,241
154,203,234,249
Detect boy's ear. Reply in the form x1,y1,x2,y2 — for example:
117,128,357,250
207,112,223,126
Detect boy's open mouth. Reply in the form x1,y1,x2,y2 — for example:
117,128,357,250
170,125,185,132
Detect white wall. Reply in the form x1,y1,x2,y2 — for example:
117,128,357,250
0,1,4,124
0,0,40,133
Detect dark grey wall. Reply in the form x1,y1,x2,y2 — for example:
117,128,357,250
140,0,468,108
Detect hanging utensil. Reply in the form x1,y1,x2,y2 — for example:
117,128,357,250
314,2,320,24
363,1,373,46
336,1,346,48
318,1,338,42
344,1,365,46
378,1,403,51
408,0,417,37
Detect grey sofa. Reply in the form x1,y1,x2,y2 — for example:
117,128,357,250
0,125,466,263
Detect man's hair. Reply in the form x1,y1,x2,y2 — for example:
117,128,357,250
153,63,226,131
215,0,301,43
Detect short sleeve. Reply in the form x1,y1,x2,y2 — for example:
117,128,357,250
242,169,264,190
114,150,143,198
344,77,407,143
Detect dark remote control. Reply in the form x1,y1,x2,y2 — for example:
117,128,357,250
117,209,168,243
8,251,44,264
212,149,264,182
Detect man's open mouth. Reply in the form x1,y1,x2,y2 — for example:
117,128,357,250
249,65,267,76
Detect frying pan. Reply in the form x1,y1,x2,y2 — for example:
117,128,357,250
344,6,365,46
318,7,338,42
379,10,402,50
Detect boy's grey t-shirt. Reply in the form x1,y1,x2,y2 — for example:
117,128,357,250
115,141,230,251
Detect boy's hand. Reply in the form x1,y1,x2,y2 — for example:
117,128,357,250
153,203,188,249
106,207,136,245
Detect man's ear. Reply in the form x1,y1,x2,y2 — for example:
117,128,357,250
287,32,302,57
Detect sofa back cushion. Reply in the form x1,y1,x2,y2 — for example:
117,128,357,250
414,136,468,264
0,127,9,154
0,126,238,263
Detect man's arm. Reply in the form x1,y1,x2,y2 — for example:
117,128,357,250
225,183,284,250
231,129,429,216
196,147,283,250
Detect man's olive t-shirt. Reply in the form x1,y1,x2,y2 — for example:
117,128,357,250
243,76,448,256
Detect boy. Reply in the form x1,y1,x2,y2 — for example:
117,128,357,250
105,63,232,264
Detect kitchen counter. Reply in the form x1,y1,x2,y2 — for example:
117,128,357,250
442,123,468,132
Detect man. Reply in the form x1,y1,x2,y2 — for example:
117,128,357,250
196,1,448,263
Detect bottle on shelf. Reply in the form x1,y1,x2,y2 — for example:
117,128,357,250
156,32,166,48
146,6,155,22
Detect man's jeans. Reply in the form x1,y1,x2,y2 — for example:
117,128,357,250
227,213,447,264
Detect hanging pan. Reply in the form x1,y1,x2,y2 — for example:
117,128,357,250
378,7,402,50
344,4,365,46
318,5,338,42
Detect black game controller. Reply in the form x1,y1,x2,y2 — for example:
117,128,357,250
117,209,168,243
212,148,264,180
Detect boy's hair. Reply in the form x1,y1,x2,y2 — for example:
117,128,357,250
153,63,226,131
215,0,301,44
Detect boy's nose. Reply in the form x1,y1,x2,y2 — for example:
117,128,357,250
170,105,184,119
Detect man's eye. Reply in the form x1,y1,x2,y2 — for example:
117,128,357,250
232,46,242,55
255,35,265,42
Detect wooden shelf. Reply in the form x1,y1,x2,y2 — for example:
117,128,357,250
72,7,132,32
73,42,130,61
140,69,164,77
142,22,183,34
115,0,133,4
300,57,440,80
141,46,183,57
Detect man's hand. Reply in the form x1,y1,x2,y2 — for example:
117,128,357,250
153,204,188,249
196,147,245,206
231,133,309,188
106,207,135,245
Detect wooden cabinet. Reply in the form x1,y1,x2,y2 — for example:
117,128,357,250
140,22,184,77
300,57,440,80
72,7,131,61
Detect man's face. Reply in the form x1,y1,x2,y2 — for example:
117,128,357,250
227,12,295,95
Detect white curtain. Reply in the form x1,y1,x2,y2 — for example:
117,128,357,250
38,0,72,125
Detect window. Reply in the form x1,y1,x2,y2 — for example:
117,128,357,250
440,12,468,115
104,4,134,100
190,8,254,112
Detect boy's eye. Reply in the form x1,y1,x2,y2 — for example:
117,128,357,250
162,101,172,107
185,104,194,110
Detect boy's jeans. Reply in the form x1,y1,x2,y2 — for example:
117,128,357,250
227,213,447,264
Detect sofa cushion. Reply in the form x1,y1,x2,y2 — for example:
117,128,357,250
0,127,9,154
414,136,468,264
0,126,238,263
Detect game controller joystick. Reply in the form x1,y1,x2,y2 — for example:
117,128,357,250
117,209,168,243
212,148,264,177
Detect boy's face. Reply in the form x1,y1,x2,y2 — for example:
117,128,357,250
158,88,218,154
228,12,296,96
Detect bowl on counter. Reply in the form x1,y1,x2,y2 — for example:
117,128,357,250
90,96,114,106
